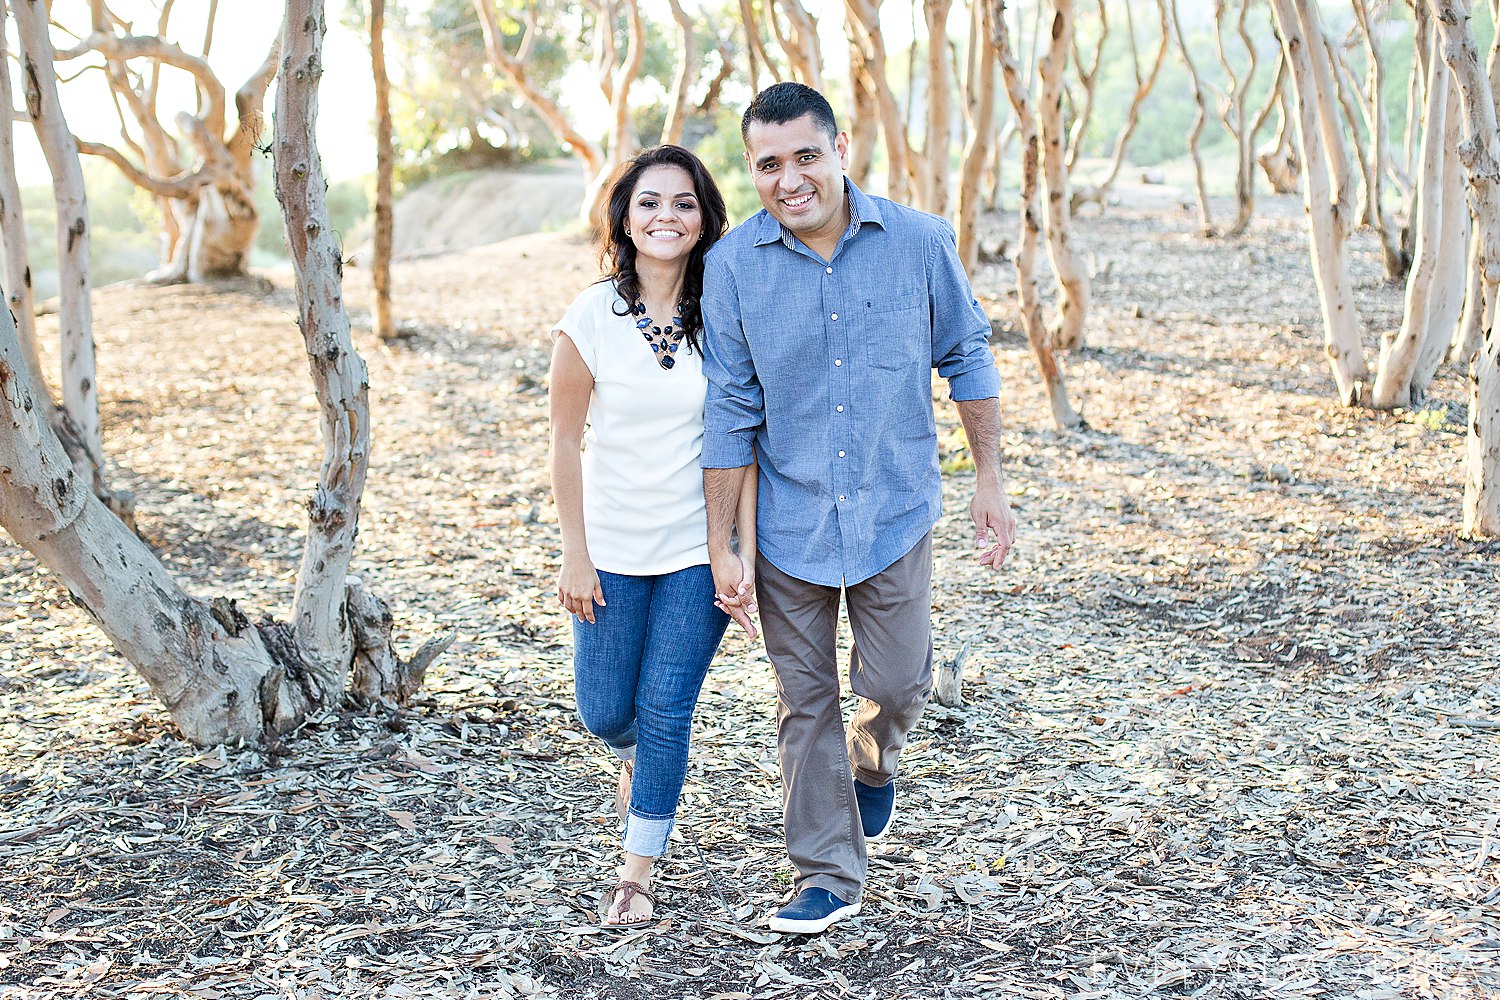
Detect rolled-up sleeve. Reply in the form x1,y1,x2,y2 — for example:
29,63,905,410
928,222,1001,402
700,254,762,468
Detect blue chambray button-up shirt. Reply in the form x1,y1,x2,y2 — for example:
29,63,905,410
700,179,1001,587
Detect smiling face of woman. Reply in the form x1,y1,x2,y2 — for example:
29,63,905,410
627,164,703,266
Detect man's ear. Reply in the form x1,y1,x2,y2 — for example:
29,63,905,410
836,130,850,170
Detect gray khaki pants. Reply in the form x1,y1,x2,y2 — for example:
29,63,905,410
755,532,934,903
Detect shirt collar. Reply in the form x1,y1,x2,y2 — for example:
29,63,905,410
752,177,885,249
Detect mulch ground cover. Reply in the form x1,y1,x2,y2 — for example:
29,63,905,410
1,192,1497,999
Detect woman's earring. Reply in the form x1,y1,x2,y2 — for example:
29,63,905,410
625,227,632,236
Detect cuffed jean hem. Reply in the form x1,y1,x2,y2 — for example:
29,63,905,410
622,812,674,857
610,744,636,762
799,873,862,906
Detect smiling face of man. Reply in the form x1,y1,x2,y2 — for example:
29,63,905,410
745,113,851,255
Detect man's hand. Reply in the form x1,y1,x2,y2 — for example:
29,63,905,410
710,546,758,638
970,482,1016,570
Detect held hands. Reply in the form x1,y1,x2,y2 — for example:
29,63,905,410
710,548,758,639
971,482,1017,570
558,554,605,624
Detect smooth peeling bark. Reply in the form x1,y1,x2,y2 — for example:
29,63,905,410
1037,0,1090,352
1353,0,1409,279
957,0,997,273
661,0,696,145
1374,27,1469,409
925,0,954,217
993,0,1082,429
0,0,42,396
1268,0,1369,406
275,0,367,694
14,0,100,463
846,0,917,202
1431,0,1500,535
847,33,879,188
276,0,443,704
0,285,315,744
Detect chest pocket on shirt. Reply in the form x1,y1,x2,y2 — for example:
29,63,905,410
866,290,927,371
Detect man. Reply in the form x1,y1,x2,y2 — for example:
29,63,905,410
701,82,1015,935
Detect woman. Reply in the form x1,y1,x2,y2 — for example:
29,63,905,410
549,145,756,929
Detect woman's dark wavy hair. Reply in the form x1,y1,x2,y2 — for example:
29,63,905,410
600,144,728,356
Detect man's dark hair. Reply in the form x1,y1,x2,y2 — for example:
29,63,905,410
741,82,839,145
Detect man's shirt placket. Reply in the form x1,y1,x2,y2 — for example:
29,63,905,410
823,252,857,583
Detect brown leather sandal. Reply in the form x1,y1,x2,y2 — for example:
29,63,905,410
614,760,634,821
599,879,657,930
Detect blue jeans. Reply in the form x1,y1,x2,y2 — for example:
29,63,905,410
573,564,729,857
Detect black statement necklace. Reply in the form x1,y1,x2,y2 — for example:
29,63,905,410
632,301,686,370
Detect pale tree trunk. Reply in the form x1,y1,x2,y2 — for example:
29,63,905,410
472,0,605,226
1432,0,1500,536
1214,0,1259,238
1063,0,1106,172
370,0,395,342
661,0,696,146
0,0,446,746
1401,13,1431,269
847,29,879,188
1258,68,1302,194
1168,0,1216,235
56,4,279,284
957,0,997,273
1268,0,1368,406
1037,0,1090,352
1072,0,1168,214
925,0,954,216
769,0,821,88
1451,0,1500,365
1374,24,1468,410
846,0,914,202
992,0,1082,429
1352,0,1409,281
1454,231,1486,364
594,0,646,224
740,0,780,93
13,0,100,465
0,0,42,396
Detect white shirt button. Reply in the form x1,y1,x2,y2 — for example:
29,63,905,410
838,451,845,457
831,313,839,321
826,267,833,274
834,358,842,366
838,495,846,502
836,405,844,412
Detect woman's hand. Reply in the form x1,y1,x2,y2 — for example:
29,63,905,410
715,551,758,639
558,555,605,624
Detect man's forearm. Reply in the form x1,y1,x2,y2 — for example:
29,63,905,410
955,397,1004,489
704,466,748,552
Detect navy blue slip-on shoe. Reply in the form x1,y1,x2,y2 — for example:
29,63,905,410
768,887,861,934
854,778,896,841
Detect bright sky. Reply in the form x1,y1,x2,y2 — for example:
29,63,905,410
7,2,374,186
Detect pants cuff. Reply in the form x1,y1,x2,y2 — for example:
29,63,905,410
622,812,673,857
798,873,861,905
609,744,636,762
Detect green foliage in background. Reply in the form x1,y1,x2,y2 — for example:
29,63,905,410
20,161,157,297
